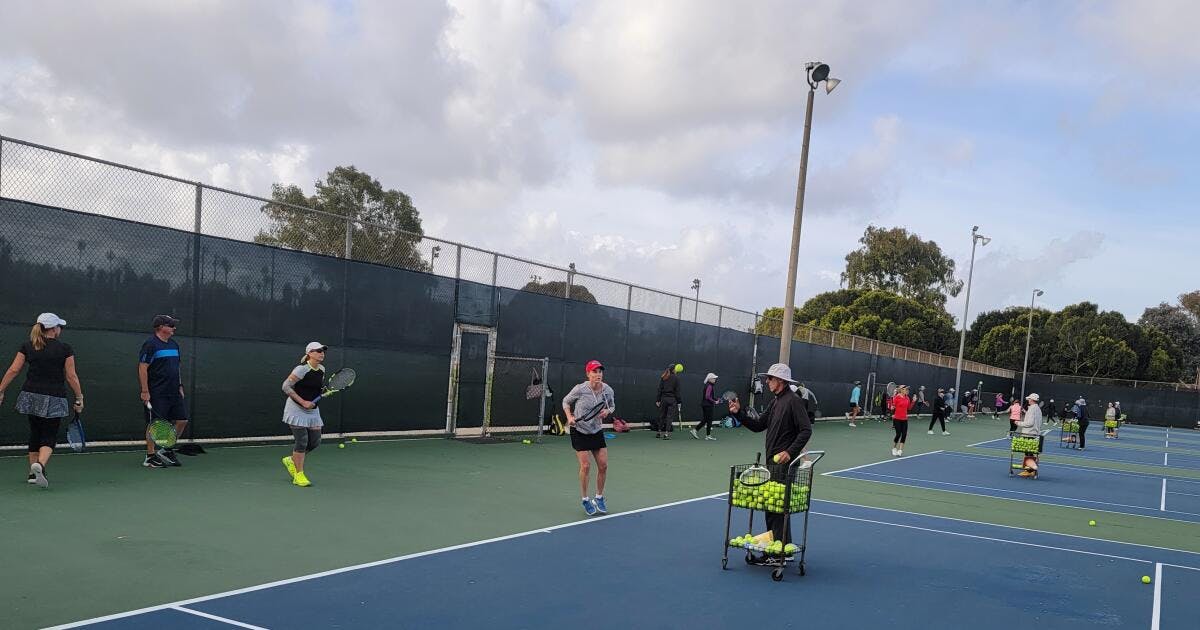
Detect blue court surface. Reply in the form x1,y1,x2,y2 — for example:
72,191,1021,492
970,430,1200,470
827,450,1200,524
53,498,1200,629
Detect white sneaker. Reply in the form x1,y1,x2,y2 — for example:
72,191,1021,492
927,430,934,435
31,462,48,488
942,431,950,436
705,435,717,441
848,422,856,427
896,450,903,457
690,429,699,440
891,448,899,456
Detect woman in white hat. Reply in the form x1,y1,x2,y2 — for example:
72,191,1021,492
692,373,721,440
0,313,84,488
1014,393,1043,476
280,342,328,487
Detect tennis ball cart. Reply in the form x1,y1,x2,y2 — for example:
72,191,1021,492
1009,433,1043,479
722,450,826,581
1103,414,1122,439
1059,420,1079,449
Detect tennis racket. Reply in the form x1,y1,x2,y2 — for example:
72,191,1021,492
886,382,897,399
312,367,356,404
738,453,772,487
145,402,177,449
67,411,86,453
574,401,608,424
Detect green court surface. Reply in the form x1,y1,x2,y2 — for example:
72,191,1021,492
2,417,1197,629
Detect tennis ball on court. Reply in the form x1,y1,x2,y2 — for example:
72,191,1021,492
1088,520,1097,526
351,438,358,443
1142,575,1151,584
522,439,532,444
338,443,345,449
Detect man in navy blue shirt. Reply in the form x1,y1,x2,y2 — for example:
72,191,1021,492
138,315,187,467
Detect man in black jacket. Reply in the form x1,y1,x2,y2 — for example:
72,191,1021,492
729,363,812,547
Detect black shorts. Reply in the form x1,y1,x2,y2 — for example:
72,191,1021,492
148,393,188,422
570,428,606,452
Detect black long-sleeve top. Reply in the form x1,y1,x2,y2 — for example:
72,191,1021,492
735,386,812,460
657,373,681,404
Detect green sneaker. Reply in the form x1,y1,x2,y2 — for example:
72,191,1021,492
293,471,311,487
282,456,297,479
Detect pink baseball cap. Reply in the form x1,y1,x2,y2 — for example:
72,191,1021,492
585,360,604,373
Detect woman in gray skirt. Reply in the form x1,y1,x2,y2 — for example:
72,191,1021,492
280,342,328,487
0,313,84,488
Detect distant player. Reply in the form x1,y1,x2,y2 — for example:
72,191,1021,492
138,315,186,468
846,380,862,427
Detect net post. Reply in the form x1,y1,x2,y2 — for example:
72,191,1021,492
536,357,549,441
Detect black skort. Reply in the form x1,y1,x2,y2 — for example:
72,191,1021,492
570,428,606,452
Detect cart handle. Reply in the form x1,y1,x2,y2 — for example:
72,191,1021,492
792,450,826,467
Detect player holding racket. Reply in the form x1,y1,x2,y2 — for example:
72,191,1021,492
691,372,720,440
138,315,187,468
280,342,329,487
563,359,615,516
727,363,812,546
0,313,84,488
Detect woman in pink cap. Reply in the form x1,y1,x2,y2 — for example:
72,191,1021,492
562,359,615,516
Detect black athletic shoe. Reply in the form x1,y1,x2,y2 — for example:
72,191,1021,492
143,454,166,468
160,449,182,467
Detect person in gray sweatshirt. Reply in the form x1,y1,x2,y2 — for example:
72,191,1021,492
563,359,616,516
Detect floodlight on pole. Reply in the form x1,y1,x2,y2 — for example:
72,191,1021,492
778,62,841,365
952,226,990,412
1021,289,1044,400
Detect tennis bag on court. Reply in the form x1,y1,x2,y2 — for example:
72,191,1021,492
547,414,567,435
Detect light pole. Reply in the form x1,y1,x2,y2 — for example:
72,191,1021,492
1021,289,1044,399
691,279,701,321
953,226,990,411
779,62,841,365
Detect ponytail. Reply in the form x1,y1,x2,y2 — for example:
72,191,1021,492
661,369,671,381
299,354,309,365
29,324,46,351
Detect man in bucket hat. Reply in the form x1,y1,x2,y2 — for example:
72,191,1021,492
727,363,813,552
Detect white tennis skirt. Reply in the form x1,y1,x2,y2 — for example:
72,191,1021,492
282,398,323,428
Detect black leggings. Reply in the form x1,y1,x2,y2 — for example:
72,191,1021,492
1078,420,1088,449
695,406,714,435
291,427,322,453
658,401,676,432
893,420,909,445
928,412,945,432
28,415,61,452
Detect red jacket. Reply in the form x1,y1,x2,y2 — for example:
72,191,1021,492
892,394,911,420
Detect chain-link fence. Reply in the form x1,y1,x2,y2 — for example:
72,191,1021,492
0,134,1013,381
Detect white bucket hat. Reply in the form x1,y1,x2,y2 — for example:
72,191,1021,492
756,363,797,384
36,313,67,328
705,372,718,383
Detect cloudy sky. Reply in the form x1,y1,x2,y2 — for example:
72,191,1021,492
1,0,1196,325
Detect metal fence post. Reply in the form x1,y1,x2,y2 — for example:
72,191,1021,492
718,306,723,329
189,184,202,438
344,213,353,260
627,285,633,311
678,296,684,320
455,245,462,280
491,253,498,287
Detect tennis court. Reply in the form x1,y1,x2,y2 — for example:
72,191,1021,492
970,426,1200,470
5,419,1197,629
51,498,1200,630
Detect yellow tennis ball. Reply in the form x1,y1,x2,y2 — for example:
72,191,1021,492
1142,575,1151,584
338,443,345,449
351,438,358,443
773,454,781,463
1088,520,1096,526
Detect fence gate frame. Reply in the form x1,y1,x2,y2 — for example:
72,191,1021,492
446,323,498,436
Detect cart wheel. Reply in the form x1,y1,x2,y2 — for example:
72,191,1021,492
745,553,755,565
798,562,806,576
722,558,728,570
772,568,784,581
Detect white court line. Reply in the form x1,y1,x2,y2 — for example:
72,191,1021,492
1164,452,1169,466
813,511,1153,565
816,498,1200,559
46,492,725,629
842,470,1200,515
940,450,1200,484
1161,479,1167,512
820,450,943,476
172,607,269,630
1151,563,1162,630
827,473,1200,526
967,436,1008,448
1162,562,1200,572
1167,489,1200,498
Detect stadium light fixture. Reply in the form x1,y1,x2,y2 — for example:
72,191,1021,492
952,226,990,409
778,62,841,364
